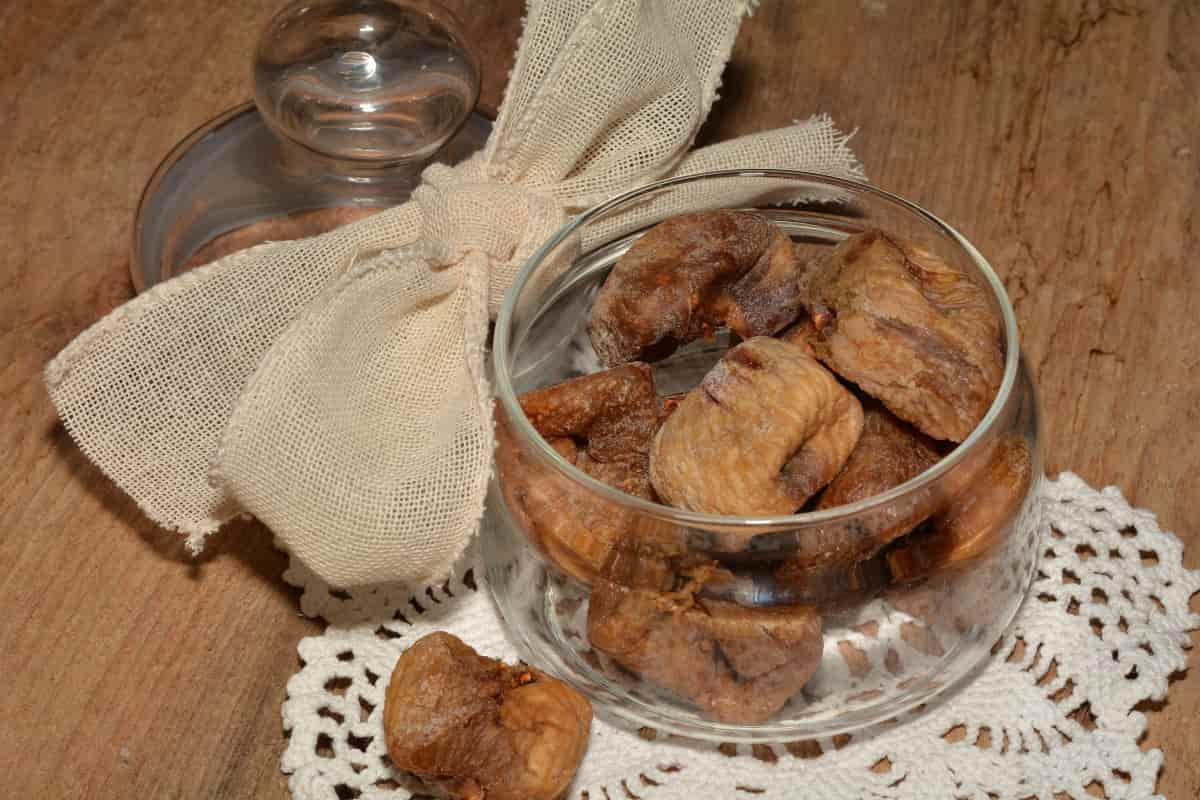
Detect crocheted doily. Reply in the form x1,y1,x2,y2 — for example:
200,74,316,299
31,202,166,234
280,473,1200,800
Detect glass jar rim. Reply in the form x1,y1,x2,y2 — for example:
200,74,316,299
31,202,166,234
492,168,1021,529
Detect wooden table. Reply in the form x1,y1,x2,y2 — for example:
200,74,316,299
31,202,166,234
2,0,1197,796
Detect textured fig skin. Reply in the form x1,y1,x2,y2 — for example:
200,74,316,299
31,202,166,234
805,230,1004,442
887,435,1034,581
816,403,943,512
586,544,824,723
494,363,671,584
384,632,592,800
650,337,864,516
589,211,809,366
886,438,1033,633
517,363,661,477
769,404,947,587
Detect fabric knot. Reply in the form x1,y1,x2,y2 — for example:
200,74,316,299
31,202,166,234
416,159,570,314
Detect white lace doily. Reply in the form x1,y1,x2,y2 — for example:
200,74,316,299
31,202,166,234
280,473,1200,800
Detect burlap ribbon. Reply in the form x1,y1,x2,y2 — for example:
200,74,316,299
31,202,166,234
45,0,864,586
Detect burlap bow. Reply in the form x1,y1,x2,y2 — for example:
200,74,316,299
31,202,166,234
45,0,863,586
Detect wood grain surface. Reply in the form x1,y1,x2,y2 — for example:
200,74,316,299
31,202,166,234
2,0,1197,797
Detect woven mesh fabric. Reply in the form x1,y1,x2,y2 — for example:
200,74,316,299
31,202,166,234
44,0,863,586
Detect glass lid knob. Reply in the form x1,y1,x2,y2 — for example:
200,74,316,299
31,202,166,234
253,0,480,167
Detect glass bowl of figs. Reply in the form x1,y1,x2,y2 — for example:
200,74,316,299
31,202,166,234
482,169,1042,742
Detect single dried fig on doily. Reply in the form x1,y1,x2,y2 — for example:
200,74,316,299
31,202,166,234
495,363,675,583
887,436,1033,581
805,230,1004,442
589,211,809,366
384,632,592,800
650,336,864,516
586,543,824,723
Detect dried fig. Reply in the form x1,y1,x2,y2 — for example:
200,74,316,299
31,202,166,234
587,544,824,723
518,362,661,489
770,404,946,592
816,403,944,511
589,211,808,366
650,337,864,516
778,315,821,356
887,436,1033,581
384,632,592,800
495,363,673,583
805,230,1004,442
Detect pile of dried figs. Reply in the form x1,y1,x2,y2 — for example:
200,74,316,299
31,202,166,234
496,210,1033,724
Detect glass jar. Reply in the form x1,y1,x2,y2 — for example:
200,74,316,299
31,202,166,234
483,170,1042,741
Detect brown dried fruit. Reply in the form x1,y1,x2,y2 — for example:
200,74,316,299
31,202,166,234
887,436,1033,581
933,437,1033,557
519,362,662,492
771,405,946,590
589,211,808,366
650,337,864,515
806,230,1004,442
495,363,671,583
778,316,821,356
384,632,592,800
587,543,824,723
817,403,944,511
